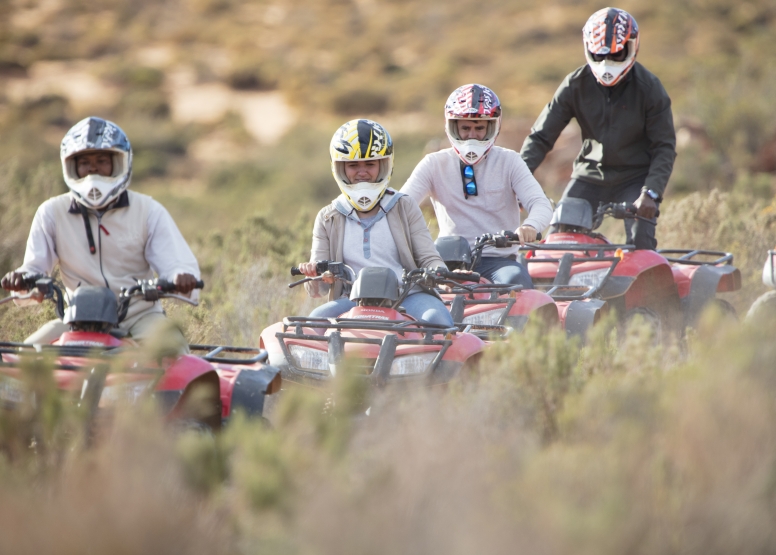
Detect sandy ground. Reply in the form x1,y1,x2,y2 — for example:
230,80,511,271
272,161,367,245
3,58,296,148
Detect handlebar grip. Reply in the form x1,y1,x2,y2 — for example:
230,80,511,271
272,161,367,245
21,273,46,290
291,261,335,277
436,269,481,282
155,279,205,292
501,230,542,241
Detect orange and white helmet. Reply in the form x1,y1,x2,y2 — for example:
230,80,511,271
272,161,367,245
583,8,639,87
444,84,502,166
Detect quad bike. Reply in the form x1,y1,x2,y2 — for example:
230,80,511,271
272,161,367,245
519,199,741,335
0,275,281,432
746,248,776,322
259,263,488,387
433,234,559,337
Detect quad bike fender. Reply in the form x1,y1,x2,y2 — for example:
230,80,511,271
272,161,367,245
672,264,742,298
504,290,559,330
563,299,608,338
685,264,741,324
614,250,671,277
226,366,282,419
623,265,679,311
157,355,215,391
442,332,486,362
508,289,556,316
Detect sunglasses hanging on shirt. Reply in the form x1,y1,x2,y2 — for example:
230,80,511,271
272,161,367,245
460,162,478,199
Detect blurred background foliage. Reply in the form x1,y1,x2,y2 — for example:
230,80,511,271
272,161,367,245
2,2,776,551
0,0,776,330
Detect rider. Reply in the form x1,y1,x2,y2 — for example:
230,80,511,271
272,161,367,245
1,116,200,345
298,119,453,327
520,7,676,250
400,83,553,288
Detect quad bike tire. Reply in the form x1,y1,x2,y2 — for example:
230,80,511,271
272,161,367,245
745,291,776,323
622,307,662,344
710,298,737,320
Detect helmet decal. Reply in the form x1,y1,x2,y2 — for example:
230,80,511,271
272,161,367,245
444,83,502,165
60,117,133,210
330,119,394,212
583,7,640,87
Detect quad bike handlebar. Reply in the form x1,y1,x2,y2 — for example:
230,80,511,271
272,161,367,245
288,261,354,289
592,202,659,229
117,278,204,322
0,274,66,317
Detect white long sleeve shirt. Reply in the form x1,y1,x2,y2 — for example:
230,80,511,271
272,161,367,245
400,146,554,257
17,191,200,325
18,194,199,280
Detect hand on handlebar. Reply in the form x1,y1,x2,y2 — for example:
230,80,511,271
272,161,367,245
1,271,29,291
296,262,337,284
173,273,200,295
634,193,658,220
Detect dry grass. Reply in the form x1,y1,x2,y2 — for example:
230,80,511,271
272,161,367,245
1,305,775,554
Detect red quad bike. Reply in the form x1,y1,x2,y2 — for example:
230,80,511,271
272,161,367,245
519,198,741,335
0,275,281,432
260,263,487,388
433,235,559,338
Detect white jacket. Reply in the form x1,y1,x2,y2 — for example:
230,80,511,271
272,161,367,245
18,191,200,328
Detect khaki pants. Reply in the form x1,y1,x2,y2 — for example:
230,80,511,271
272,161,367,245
25,312,190,354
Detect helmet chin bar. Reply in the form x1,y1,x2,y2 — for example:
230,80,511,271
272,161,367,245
341,181,387,212
445,118,500,165
70,175,126,209
584,40,638,87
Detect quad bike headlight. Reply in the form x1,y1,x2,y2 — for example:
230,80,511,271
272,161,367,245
99,380,153,408
288,345,330,374
462,308,505,326
568,268,610,289
389,352,438,376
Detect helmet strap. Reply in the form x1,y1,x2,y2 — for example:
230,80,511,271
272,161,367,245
78,203,97,255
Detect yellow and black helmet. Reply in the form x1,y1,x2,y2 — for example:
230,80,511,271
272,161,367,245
330,119,394,211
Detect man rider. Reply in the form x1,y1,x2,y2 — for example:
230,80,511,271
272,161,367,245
401,84,553,288
1,116,200,345
520,7,676,250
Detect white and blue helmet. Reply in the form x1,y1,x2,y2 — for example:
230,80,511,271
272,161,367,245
61,117,132,209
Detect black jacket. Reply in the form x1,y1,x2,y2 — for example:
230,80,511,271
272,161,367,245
520,63,676,196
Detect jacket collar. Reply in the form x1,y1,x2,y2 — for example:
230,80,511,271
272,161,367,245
328,188,403,220
68,191,130,214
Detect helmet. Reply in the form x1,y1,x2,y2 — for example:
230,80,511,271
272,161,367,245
61,117,132,210
764,249,776,288
444,84,502,166
330,119,393,212
583,7,640,87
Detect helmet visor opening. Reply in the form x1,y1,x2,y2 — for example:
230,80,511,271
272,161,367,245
334,157,392,185
447,119,498,142
66,150,126,181
590,43,629,62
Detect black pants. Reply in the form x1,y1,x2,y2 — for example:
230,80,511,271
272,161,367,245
560,177,658,250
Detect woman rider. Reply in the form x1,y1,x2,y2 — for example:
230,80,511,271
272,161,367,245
297,119,453,327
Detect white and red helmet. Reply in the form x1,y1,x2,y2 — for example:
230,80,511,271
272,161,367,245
444,84,502,165
583,8,640,87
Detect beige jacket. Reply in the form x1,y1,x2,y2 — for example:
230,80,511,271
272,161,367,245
306,191,447,301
